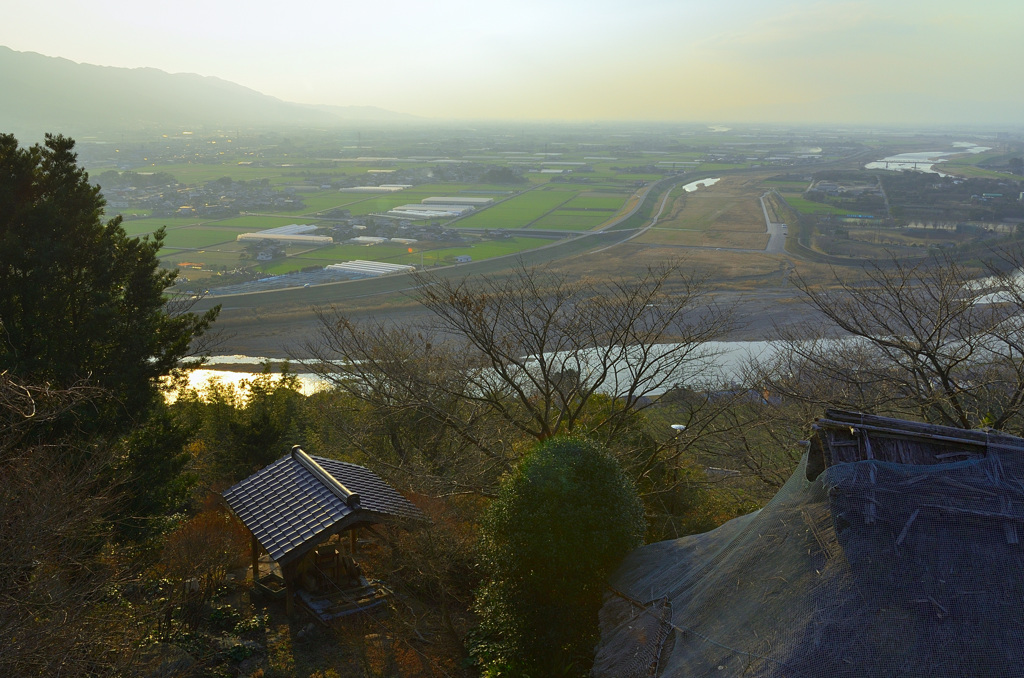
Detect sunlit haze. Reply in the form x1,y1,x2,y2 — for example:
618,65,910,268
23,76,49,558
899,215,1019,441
3,0,1022,124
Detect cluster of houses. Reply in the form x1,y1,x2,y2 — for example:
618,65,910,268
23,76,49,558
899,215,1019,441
102,177,306,218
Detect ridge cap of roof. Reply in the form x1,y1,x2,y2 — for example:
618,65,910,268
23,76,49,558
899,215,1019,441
291,445,361,508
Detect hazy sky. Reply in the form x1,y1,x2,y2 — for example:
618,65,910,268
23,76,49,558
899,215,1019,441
3,0,1022,124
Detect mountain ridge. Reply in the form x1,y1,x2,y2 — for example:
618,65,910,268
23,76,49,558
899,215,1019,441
0,46,416,136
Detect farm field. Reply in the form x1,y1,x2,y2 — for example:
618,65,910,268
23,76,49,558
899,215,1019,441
403,237,553,265
641,227,770,249
782,196,854,215
764,179,810,190
119,217,180,237
526,191,631,230
635,176,768,248
940,151,1018,180
454,185,632,230
159,226,250,250
251,236,552,273
163,249,243,271
531,213,612,230
215,215,320,229
560,194,629,210
455,189,576,229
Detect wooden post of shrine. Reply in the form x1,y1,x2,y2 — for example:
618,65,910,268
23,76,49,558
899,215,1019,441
250,534,261,585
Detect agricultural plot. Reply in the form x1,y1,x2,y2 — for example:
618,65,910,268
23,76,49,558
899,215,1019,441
121,163,291,184
254,236,551,273
410,183,522,195
612,173,664,183
763,179,810,190
697,163,750,172
635,176,769,249
119,217,178,237
291,243,413,265
164,249,243,270
560,194,629,210
215,215,320,229
422,237,552,262
454,189,576,229
940,151,1017,180
641,227,769,249
159,226,252,250
531,213,610,230
344,193,445,216
527,191,630,230
782,196,853,216
289,191,366,213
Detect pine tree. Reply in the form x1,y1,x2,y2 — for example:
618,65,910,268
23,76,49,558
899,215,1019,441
0,133,219,432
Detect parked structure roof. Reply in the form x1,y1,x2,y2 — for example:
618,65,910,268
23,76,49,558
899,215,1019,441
222,447,424,566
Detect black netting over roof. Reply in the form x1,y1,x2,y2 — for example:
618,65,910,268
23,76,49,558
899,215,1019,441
595,419,1024,678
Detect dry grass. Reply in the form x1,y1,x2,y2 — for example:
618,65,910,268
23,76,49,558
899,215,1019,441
638,176,769,248
550,244,784,287
638,228,770,249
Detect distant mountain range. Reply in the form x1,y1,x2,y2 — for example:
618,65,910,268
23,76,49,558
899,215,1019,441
0,46,416,136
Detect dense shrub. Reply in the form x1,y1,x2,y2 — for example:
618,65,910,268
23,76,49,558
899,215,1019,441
472,437,645,677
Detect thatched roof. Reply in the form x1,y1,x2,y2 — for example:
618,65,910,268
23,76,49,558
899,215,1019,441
594,410,1024,678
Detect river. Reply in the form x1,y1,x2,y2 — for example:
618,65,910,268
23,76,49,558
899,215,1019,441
180,339,784,398
864,142,990,176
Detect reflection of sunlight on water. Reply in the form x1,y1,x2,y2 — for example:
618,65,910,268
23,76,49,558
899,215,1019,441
178,341,787,402
164,366,327,402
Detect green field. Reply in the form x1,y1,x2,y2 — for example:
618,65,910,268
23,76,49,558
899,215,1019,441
697,163,750,172
214,215,318,229
531,212,612,230
455,189,576,229
164,250,243,269
250,236,552,273
160,227,252,249
290,191,367,213
612,173,663,183
560,194,628,210
940,151,1018,180
119,217,175,236
423,237,551,262
764,180,809,190
107,163,291,184
293,243,412,263
783,196,854,215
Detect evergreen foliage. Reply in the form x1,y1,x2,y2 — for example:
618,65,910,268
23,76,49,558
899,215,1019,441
0,133,219,432
173,364,307,483
472,437,645,677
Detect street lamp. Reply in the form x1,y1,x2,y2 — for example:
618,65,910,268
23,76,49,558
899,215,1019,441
669,424,686,485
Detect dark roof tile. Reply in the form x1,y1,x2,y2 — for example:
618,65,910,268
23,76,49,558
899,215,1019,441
223,449,425,566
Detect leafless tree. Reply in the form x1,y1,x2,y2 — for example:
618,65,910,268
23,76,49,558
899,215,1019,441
303,262,736,495
760,249,1024,433
0,372,131,677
